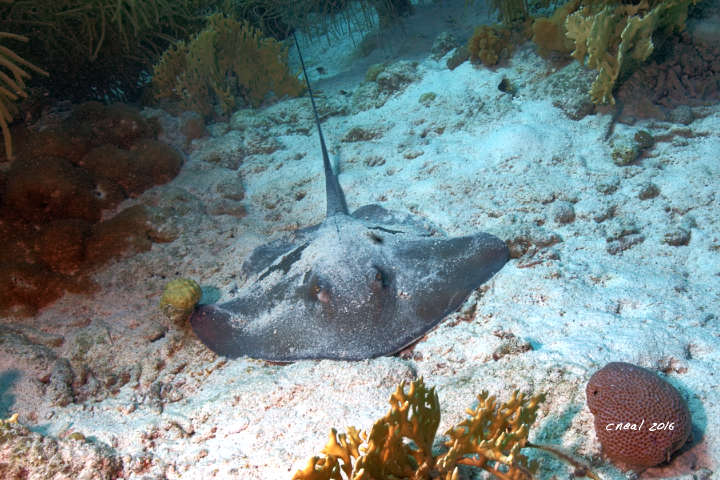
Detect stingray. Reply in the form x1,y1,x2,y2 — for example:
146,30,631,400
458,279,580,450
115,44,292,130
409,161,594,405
189,34,509,361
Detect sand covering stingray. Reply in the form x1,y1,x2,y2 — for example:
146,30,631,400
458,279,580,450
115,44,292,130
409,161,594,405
189,34,509,361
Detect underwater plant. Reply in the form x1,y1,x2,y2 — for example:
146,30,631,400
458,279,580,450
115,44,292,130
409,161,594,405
152,13,304,116
0,0,208,157
490,0,530,25
293,378,598,480
474,0,697,104
0,0,203,62
0,31,47,159
224,0,413,39
0,0,204,85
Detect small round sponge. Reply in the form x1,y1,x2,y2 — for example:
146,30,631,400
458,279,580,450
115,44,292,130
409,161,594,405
160,278,202,324
586,362,691,469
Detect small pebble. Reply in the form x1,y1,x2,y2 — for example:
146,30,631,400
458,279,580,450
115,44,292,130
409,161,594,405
593,205,616,223
607,233,645,255
551,201,575,224
634,130,654,150
663,228,691,246
596,176,620,195
638,182,660,200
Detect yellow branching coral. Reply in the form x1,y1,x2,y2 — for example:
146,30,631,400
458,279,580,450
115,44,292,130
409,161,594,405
356,379,441,479
152,14,303,116
292,378,566,480
0,31,47,160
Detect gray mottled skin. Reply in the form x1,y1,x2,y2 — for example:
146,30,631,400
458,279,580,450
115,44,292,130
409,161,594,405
189,34,509,361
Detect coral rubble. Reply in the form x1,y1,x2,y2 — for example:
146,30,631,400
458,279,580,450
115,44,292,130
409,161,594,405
0,412,122,479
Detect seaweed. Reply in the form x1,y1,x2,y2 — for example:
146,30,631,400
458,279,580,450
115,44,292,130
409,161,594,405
293,378,595,480
0,0,202,63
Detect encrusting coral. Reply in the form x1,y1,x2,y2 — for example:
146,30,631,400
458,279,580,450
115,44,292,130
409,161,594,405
615,29,720,117
0,102,182,316
293,378,597,480
152,13,304,117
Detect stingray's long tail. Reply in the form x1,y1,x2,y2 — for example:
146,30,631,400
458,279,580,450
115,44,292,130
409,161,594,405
292,31,348,218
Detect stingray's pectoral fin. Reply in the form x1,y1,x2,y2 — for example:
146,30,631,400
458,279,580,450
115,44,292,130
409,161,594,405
190,304,246,358
393,232,509,323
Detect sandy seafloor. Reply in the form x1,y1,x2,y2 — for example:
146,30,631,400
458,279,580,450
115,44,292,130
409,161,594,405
2,1,720,479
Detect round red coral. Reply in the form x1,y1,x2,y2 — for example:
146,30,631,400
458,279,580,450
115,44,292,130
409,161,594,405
586,361,691,469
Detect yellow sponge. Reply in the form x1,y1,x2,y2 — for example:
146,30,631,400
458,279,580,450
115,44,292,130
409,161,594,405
160,278,202,323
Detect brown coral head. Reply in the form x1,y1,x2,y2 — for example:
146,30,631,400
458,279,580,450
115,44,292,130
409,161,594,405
586,361,691,470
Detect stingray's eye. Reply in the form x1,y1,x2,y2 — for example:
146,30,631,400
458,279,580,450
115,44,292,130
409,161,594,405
312,283,331,303
304,271,332,304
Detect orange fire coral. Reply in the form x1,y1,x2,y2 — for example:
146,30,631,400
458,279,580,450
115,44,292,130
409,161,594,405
293,378,597,480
